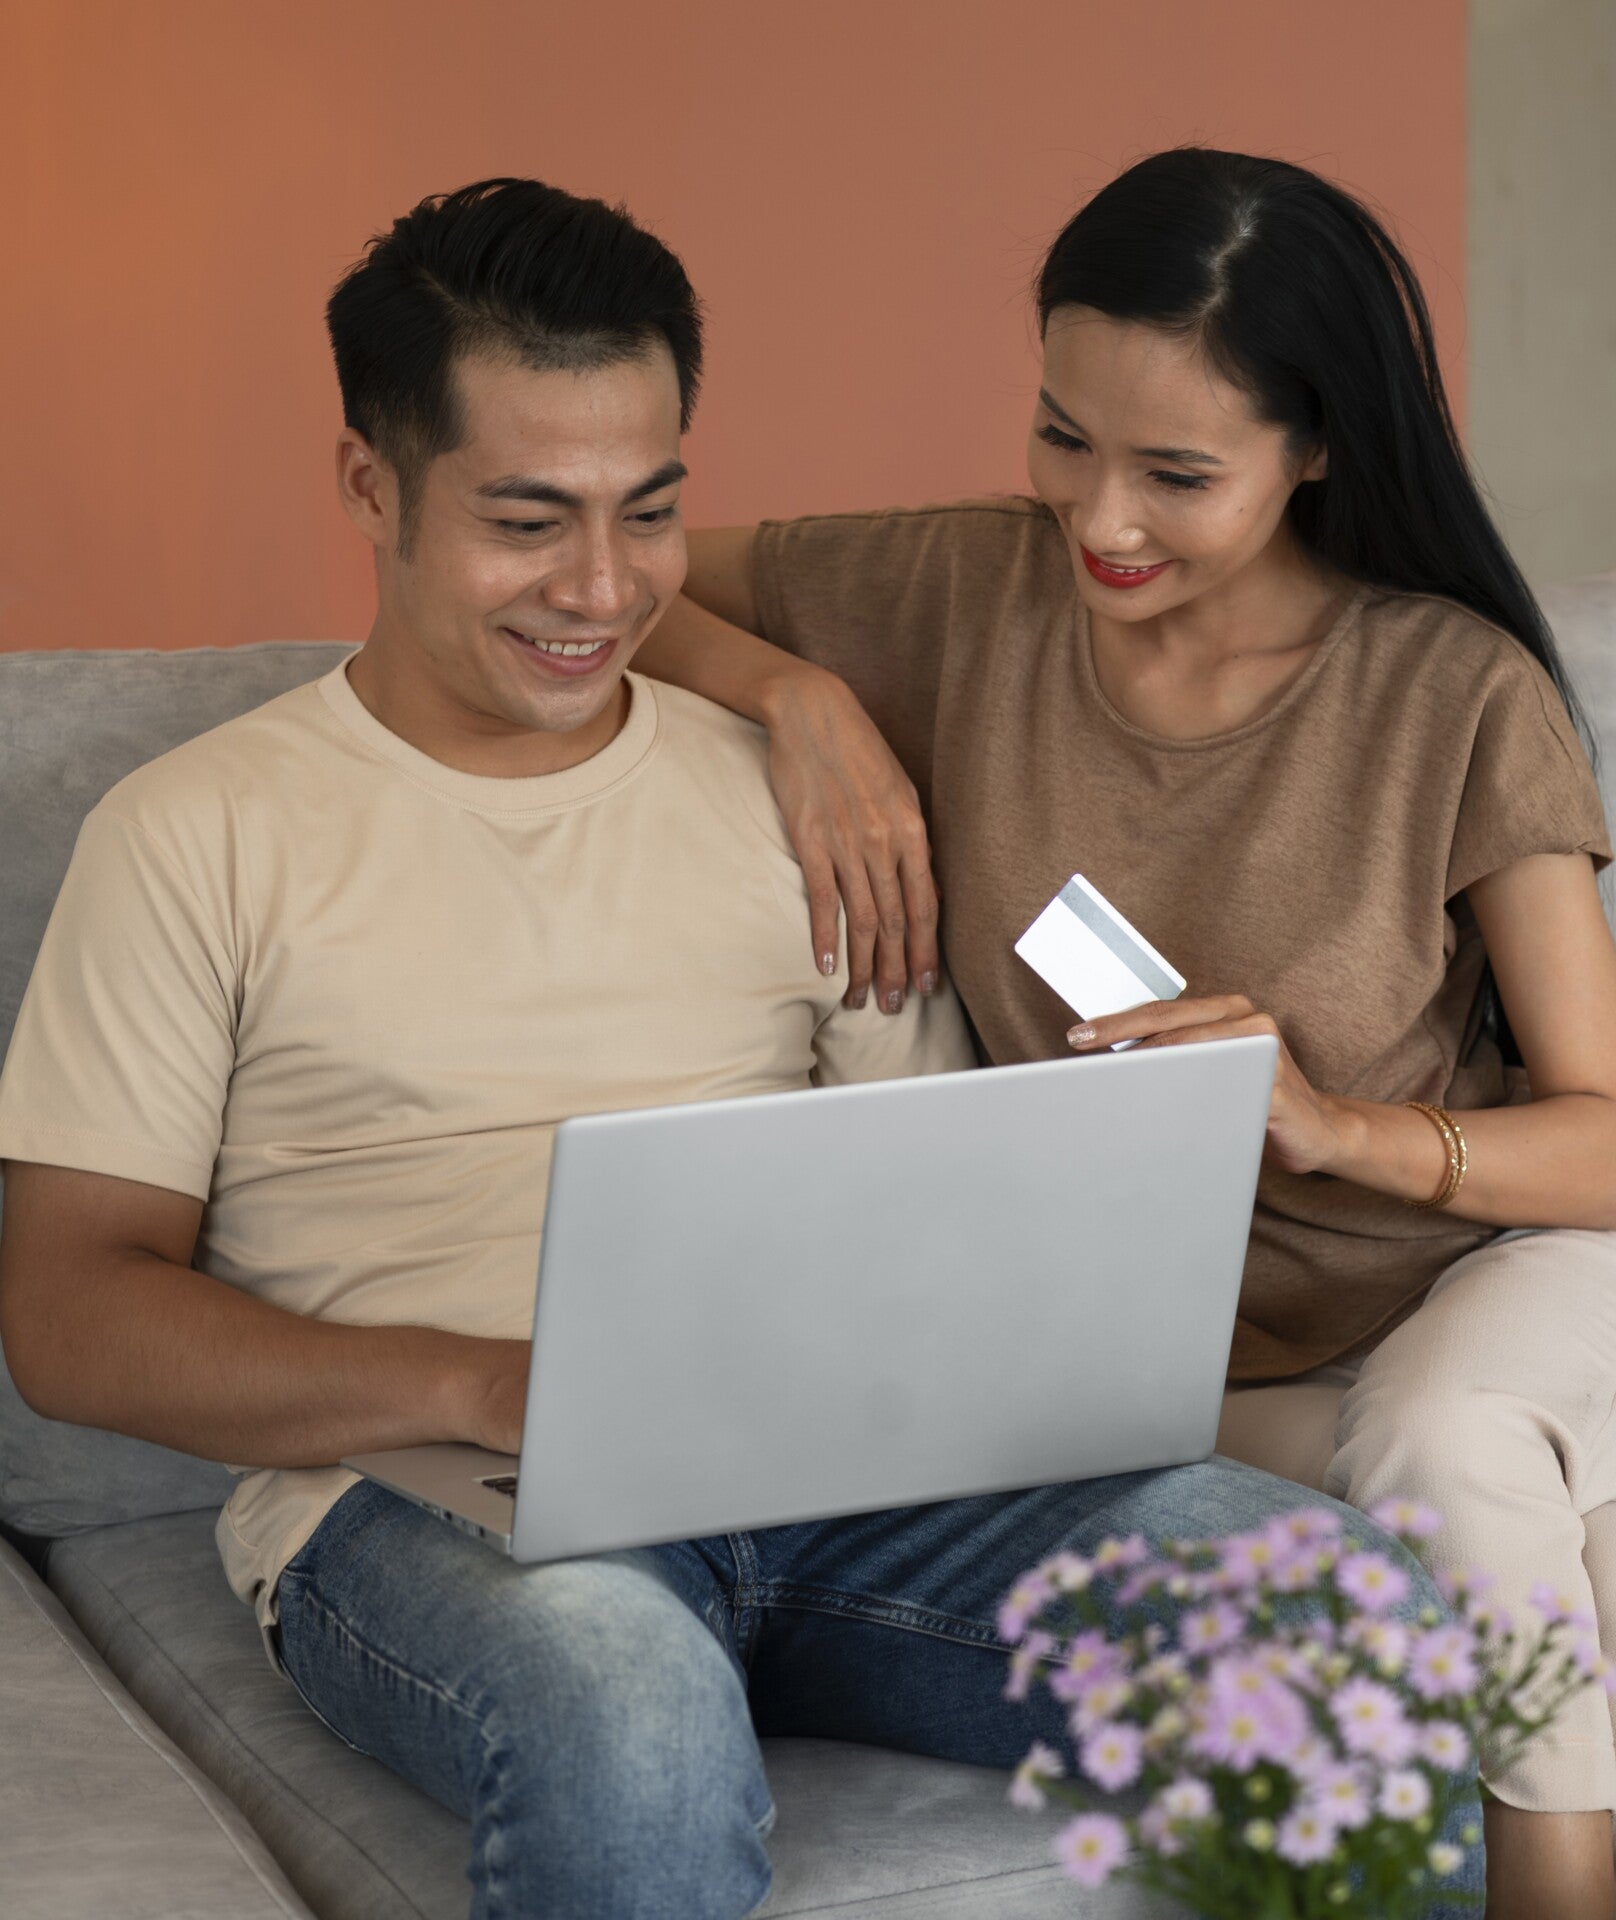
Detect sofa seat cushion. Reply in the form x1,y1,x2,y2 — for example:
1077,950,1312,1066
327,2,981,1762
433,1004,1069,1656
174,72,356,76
45,1510,1178,1919
0,1536,314,1919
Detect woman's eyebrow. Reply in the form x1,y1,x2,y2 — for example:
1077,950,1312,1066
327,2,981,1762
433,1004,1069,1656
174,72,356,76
1037,388,1223,467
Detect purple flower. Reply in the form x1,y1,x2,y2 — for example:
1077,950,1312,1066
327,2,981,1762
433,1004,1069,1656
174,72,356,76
1305,1762,1373,1831
1419,1720,1471,1772
1276,1804,1340,1866
1009,1741,1065,1810
1332,1677,1417,1764
1047,1629,1124,1704
1067,1676,1134,1736
1054,1812,1130,1888
1529,1581,1598,1634
1003,1629,1054,1702
997,1572,1054,1644
1275,1507,1345,1549
1438,1566,1495,1608
1408,1624,1479,1701
1343,1618,1409,1676
1080,1722,1144,1792
1093,1533,1151,1572
1218,1528,1291,1590
1179,1602,1245,1657
1378,1769,1432,1821
1046,1552,1094,1593
1368,1498,1443,1542
1139,1777,1214,1857
1337,1551,1412,1615
1192,1657,1310,1768
1158,1777,1215,1822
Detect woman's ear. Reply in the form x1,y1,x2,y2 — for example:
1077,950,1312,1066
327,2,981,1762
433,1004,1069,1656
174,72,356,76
1298,442,1328,485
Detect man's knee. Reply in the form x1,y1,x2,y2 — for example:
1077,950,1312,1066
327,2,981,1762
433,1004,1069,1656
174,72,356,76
472,1561,774,1916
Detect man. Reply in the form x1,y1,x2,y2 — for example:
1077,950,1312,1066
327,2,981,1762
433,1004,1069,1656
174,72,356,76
0,179,1457,1918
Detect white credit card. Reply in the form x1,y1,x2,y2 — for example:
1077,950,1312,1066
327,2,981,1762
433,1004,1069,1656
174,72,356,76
1015,874,1186,1049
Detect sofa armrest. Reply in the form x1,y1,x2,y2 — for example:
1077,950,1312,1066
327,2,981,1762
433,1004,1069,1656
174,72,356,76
0,1538,315,1918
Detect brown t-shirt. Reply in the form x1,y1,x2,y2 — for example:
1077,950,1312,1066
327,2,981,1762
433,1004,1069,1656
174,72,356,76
752,498,1613,1380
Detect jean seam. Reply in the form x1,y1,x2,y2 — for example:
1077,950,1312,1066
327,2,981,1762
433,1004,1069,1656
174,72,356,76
282,1570,488,1730
744,1580,1003,1650
728,1532,764,1667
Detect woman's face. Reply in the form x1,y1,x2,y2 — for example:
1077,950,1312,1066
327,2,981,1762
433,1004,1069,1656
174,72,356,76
1027,306,1325,621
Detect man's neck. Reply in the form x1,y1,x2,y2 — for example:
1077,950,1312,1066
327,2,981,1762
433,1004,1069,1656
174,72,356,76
345,627,630,779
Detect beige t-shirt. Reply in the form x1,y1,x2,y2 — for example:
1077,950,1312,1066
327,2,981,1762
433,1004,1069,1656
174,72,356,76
0,665,972,1649
752,498,1612,1380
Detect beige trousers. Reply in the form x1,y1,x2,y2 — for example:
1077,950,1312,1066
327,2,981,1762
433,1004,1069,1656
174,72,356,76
1217,1228,1616,1812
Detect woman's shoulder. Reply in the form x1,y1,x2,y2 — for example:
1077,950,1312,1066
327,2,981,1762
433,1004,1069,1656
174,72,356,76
1352,584,1573,716
1346,585,1593,799
1356,583,1548,678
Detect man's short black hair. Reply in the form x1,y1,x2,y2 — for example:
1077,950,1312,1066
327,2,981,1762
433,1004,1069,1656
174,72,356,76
327,177,703,554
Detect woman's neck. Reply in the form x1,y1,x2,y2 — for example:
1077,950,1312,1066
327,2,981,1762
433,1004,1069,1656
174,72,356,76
1087,535,1351,742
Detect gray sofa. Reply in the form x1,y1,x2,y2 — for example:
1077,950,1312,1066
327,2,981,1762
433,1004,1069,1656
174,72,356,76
2,579,1613,1919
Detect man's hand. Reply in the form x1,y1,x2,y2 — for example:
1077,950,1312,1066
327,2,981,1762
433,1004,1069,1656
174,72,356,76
0,1160,533,1468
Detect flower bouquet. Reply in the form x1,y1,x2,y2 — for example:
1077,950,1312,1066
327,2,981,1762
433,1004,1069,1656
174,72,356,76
999,1500,1615,1918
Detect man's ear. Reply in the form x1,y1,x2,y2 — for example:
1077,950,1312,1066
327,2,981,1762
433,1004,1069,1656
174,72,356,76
336,429,398,551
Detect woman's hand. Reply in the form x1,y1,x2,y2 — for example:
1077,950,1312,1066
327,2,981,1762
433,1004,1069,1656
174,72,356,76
1066,994,1349,1176
761,667,941,1012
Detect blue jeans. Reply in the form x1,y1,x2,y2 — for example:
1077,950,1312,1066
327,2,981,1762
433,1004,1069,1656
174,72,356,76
278,1461,1485,1919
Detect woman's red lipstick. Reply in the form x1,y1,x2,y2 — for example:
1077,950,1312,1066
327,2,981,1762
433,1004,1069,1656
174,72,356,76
1081,547,1172,590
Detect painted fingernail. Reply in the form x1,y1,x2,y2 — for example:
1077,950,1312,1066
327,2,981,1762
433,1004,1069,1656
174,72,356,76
820,952,837,977
885,990,904,1014
919,971,938,995
849,988,868,1010
1068,1024,1095,1045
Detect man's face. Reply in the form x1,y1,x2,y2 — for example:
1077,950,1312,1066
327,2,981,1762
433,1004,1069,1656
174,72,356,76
350,346,687,774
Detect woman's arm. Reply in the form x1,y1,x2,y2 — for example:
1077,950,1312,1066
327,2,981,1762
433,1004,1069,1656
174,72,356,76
639,529,941,1011
1069,851,1616,1228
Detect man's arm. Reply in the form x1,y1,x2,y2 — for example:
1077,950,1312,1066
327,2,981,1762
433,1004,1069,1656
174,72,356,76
0,1161,529,1466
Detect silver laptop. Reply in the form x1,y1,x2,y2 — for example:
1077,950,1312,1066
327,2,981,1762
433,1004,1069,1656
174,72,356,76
344,1034,1277,1560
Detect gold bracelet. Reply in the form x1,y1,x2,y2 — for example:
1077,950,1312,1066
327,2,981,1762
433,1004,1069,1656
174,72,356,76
1403,1101,1468,1210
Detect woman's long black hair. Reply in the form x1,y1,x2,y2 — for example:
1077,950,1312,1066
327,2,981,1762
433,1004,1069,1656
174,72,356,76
1036,147,1590,745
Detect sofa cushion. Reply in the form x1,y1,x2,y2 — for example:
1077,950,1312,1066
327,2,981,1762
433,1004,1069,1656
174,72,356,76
0,642,350,1535
0,1535,315,1919
44,1510,1179,1918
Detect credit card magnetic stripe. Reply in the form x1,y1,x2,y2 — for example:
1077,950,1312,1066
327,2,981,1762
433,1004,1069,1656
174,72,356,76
1055,880,1183,1003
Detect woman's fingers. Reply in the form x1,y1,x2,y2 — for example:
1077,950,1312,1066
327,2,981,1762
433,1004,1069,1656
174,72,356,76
898,842,941,995
1066,995,1259,1051
868,860,911,1012
836,856,881,1009
802,843,844,982
1131,1013,1273,1050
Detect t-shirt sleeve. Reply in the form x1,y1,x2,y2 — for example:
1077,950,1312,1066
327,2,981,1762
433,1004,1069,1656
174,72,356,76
1445,657,1613,899
810,975,979,1090
0,805,237,1200
750,505,986,807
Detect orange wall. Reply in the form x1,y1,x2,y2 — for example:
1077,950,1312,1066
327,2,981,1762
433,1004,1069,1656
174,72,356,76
2,0,1466,653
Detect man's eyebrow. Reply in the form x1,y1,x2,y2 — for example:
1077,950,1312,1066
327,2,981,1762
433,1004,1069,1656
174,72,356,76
475,460,689,509
1037,389,1223,467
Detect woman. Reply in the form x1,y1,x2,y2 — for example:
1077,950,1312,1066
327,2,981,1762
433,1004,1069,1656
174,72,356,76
638,149,1616,1917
